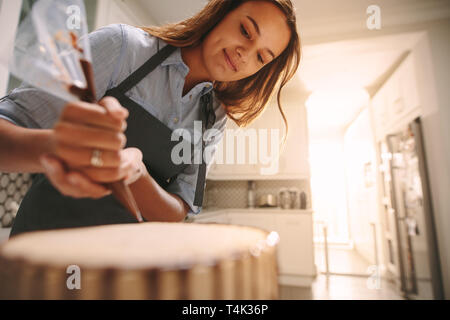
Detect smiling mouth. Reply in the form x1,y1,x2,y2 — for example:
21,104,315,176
223,49,237,72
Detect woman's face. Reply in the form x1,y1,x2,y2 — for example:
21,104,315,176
202,1,291,82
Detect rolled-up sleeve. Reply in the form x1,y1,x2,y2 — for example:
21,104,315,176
0,24,125,129
166,102,228,214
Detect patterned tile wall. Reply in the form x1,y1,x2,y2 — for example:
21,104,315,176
0,173,312,227
204,179,312,210
0,172,33,228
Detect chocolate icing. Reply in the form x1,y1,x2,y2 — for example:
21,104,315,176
69,32,84,54
68,59,96,102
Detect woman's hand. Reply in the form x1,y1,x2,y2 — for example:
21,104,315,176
40,148,146,199
40,154,113,199
80,147,145,186
40,97,142,199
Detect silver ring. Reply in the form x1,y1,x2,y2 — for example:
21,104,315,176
90,149,104,168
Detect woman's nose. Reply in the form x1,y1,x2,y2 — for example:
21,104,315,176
236,47,243,58
236,47,247,63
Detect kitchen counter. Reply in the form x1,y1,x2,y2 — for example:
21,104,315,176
186,208,313,223
189,207,316,286
200,207,313,216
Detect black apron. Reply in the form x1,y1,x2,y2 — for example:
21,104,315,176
10,44,215,238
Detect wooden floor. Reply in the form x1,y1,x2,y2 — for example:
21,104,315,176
278,246,405,300
279,274,405,300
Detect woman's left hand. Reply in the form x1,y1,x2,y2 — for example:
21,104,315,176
80,147,146,186
121,148,147,186
41,147,146,197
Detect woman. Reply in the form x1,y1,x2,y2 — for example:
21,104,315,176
0,0,301,237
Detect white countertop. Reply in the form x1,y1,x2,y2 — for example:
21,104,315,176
186,208,313,222
198,208,313,216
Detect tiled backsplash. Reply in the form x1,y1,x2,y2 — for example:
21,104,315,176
0,172,32,228
0,172,312,227
204,179,312,210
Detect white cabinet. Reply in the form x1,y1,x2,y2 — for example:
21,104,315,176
371,85,389,140
397,53,421,119
371,52,422,141
276,104,310,178
275,214,315,276
196,209,316,283
209,120,260,178
228,211,315,280
208,103,310,180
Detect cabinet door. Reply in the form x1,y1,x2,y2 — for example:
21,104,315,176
386,71,405,124
372,53,421,139
228,212,315,276
209,120,260,178
209,103,310,180
245,103,310,178
371,85,389,141
397,54,420,117
253,105,283,177
278,104,310,178
275,214,315,276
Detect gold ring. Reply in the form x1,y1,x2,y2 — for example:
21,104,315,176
90,149,104,168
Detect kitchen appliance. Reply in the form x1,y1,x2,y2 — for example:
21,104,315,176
247,181,256,208
379,117,444,299
300,191,308,210
289,188,300,209
257,194,278,208
278,188,292,209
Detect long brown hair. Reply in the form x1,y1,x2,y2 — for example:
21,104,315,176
141,0,301,136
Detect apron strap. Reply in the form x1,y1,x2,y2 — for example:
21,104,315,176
115,44,177,94
193,92,216,207
105,41,215,209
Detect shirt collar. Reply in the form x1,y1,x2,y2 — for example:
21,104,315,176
158,39,214,95
160,45,185,68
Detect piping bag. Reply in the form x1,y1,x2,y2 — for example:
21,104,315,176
4,0,143,222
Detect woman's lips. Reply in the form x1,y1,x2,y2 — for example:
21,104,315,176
223,49,237,72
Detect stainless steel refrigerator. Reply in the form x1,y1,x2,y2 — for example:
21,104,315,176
378,117,444,300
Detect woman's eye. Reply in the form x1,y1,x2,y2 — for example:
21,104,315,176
240,24,250,39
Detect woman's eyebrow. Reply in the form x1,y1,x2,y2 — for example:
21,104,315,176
246,15,276,59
